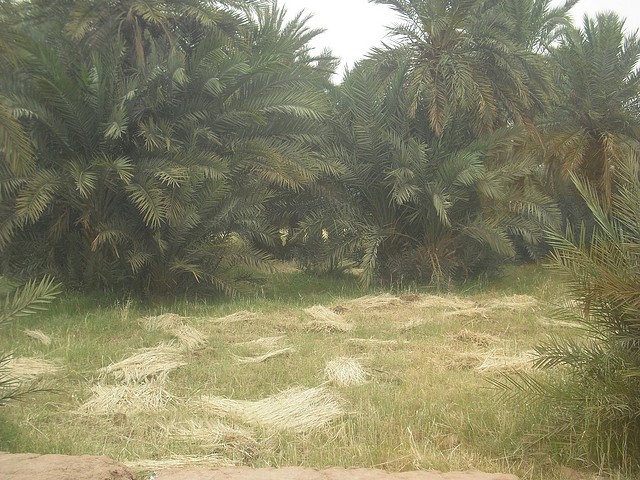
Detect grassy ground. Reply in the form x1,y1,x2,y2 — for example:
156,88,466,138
0,264,618,479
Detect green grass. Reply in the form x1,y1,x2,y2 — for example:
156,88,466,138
0,264,629,479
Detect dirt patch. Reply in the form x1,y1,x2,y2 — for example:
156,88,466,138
154,466,519,479
0,453,135,480
0,453,520,480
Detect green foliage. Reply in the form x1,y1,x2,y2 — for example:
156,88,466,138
0,1,332,295
0,276,61,406
493,154,640,471
298,61,559,286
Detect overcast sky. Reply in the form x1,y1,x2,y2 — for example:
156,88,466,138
280,0,640,76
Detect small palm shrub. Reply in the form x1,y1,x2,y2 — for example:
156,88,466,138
0,276,61,406
496,153,640,471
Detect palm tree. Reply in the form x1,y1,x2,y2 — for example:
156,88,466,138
0,1,333,295
544,13,640,207
371,0,556,136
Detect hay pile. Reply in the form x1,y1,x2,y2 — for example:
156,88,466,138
443,307,489,319
486,294,538,311
476,350,535,372
449,329,499,347
212,311,258,324
170,420,259,455
23,329,52,346
416,295,477,310
140,314,207,350
199,386,344,433
237,336,286,349
5,357,60,381
324,357,368,386
78,380,173,414
99,345,186,382
398,317,431,331
124,454,235,471
140,313,185,330
305,306,353,332
346,294,401,310
234,347,294,364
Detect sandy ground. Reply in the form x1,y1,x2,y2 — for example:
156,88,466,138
0,453,520,480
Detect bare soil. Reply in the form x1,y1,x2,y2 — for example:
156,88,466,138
0,453,519,480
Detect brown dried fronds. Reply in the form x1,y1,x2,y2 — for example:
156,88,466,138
324,357,369,386
99,345,185,383
199,386,345,433
233,347,295,364
77,380,173,415
23,329,52,346
5,357,60,380
212,311,258,324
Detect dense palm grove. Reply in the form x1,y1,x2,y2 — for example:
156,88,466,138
1,0,640,470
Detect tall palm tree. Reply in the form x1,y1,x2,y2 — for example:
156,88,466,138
544,13,640,207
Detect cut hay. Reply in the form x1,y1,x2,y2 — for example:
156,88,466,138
346,294,401,310
304,305,342,322
5,357,60,380
233,347,294,364
237,336,286,349
416,295,477,310
199,386,344,433
307,319,354,333
449,329,500,347
476,350,536,372
212,311,258,324
486,294,538,311
324,357,368,386
168,324,208,350
124,454,235,471
99,345,185,383
23,329,52,346
140,313,186,330
347,338,404,346
443,307,489,319
398,317,430,331
78,380,172,415
170,420,259,454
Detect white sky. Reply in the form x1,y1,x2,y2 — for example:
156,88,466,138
280,0,640,76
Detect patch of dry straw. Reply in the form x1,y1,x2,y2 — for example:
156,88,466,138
5,357,60,380
416,295,477,310
346,294,401,310
476,350,536,372
199,386,344,433
78,380,173,415
236,336,286,349
23,329,52,346
347,338,404,346
305,306,353,332
170,420,259,455
398,317,432,331
169,324,208,350
443,307,489,319
233,347,294,364
99,345,185,382
485,294,538,311
325,357,368,386
448,329,500,347
124,455,235,471
212,311,258,324
140,313,186,330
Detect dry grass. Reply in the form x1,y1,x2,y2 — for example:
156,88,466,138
99,345,186,383
212,311,258,324
5,357,60,380
346,338,405,346
170,419,260,455
443,307,490,319
345,294,401,310
23,329,52,346
324,357,369,386
77,380,173,415
398,317,432,331
307,319,354,333
415,295,477,310
476,350,536,372
485,294,538,311
124,455,235,471
448,329,500,347
304,305,342,322
199,386,345,433
169,324,208,350
140,313,186,330
233,347,295,364
236,336,286,349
